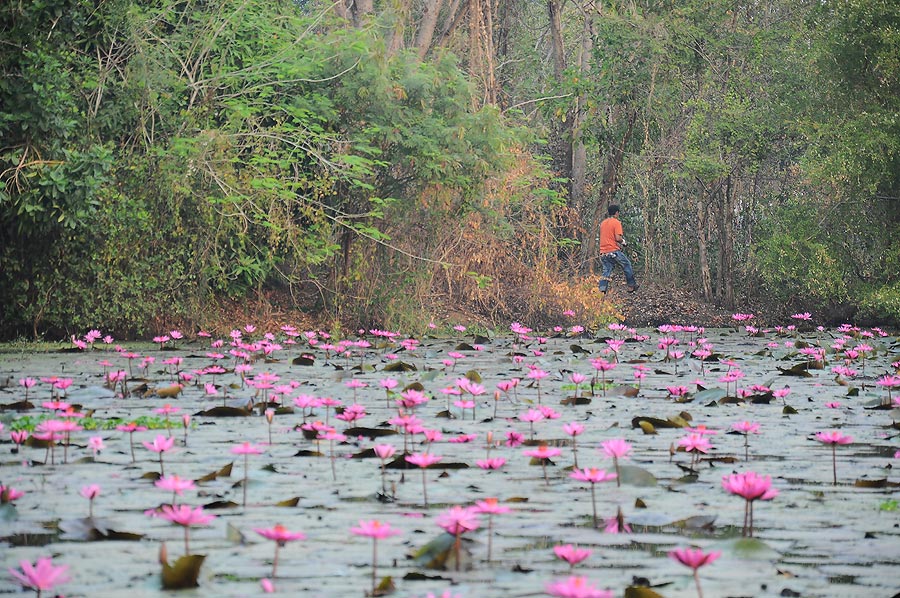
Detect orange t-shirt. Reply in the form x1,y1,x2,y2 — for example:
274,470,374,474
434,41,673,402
599,216,623,253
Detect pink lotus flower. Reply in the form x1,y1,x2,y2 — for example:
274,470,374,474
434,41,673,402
732,421,760,434
87,435,105,456
155,504,215,554
722,471,778,536
80,484,100,517
678,433,711,470
254,524,306,578
670,547,720,598
569,372,587,398
731,421,760,460
604,508,632,534
116,421,147,462
436,505,480,535
436,506,480,571
368,443,396,492
600,438,631,486
686,424,718,436
351,520,402,594
372,444,397,460
505,430,524,447
589,358,616,397
155,475,196,503
553,544,592,569
545,575,613,598
524,444,562,485
473,497,510,562
815,430,853,445
406,452,443,507
255,524,307,544
876,374,900,404
143,434,175,476
570,467,617,527
519,408,544,440
1,484,25,503
8,557,69,596
476,457,507,470
563,422,584,467
231,441,264,506
525,367,550,403
815,430,853,485
666,385,690,397
18,377,36,400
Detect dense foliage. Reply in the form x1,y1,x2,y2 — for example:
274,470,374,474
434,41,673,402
1,0,897,339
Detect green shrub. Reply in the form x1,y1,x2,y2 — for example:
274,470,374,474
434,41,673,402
857,282,900,327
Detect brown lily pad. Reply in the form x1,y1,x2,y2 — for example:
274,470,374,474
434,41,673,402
195,462,233,483
383,361,417,372
194,406,251,417
161,551,206,590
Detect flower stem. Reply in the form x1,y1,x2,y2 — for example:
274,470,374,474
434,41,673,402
371,538,378,595
831,444,838,486
242,453,248,507
486,516,494,563
272,543,280,578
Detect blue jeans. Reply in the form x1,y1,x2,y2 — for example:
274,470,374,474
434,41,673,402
598,250,636,293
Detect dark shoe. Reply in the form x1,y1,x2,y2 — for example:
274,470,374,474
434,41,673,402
628,285,639,293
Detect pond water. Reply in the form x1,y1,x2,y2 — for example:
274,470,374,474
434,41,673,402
1,325,898,598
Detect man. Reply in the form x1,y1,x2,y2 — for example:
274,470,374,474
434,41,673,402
597,204,638,294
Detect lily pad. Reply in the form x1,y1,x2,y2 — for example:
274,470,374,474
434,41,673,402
384,361,417,372
195,462,233,483
777,363,813,377
412,533,474,570
624,587,666,598
343,426,398,439
617,465,658,487
195,406,251,417
156,385,183,398
58,517,144,541
694,386,728,404
161,552,206,589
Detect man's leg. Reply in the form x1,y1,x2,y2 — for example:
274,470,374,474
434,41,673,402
598,255,614,293
615,251,638,290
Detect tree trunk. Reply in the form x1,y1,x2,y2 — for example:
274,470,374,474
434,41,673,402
720,174,736,308
436,0,468,46
351,0,374,27
570,3,593,215
697,198,713,300
333,0,350,21
581,109,634,272
415,0,444,59
547,0,566,76
386,0,411,57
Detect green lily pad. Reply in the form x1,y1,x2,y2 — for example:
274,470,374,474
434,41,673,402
618,465,658,487
695,387,728,403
